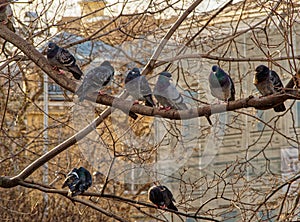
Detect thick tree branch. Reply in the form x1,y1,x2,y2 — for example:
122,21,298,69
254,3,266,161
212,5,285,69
18,181,128,222
0,107,112,188
17,180,220,222
2,15,296,123
0,25,76,93
92,90,298,120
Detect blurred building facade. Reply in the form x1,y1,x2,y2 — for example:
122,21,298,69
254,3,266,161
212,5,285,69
12,0,300,221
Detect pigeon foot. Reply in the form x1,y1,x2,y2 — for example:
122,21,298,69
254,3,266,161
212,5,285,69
98,90,106,95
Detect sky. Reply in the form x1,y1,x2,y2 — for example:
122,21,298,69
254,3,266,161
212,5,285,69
13,0,240,22
63,0,238,17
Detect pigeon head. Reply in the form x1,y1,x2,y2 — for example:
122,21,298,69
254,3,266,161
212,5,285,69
62,171,80,189
100,61,114,75
47,42,58,51
131,68,140,75
212,65,219,73
160,71,172,78
156,72,172,90
149,186,164,205
101,60,111,67
255,65,269,74
125,68,141,83
211,65,229,83
47,42,59,57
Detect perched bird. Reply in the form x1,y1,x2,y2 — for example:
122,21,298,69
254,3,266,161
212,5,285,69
0,0,15,32
124,67,155,107
46,42,83,80
76,60,114,102
62,167,92,197
208,65,235,102
254,65,286,112
153,72,188,110
148,185,178,211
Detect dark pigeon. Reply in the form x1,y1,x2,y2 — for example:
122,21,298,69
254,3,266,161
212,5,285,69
148,185,178,211
46,42,83,80
153,72,188,110
208,65,235,102
76,60,114,102
62,167,92,197
125,67,155,107
254,65,286,112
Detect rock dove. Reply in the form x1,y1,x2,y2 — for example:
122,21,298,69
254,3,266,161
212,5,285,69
0,0,15,32
46,42,83,80
76,60,114,102
62,167,92,197
153,72,188,110
208,65,235,102
254,65,286,112
148,185,178,211
124,67,155,107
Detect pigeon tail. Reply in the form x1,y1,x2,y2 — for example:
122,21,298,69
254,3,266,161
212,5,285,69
205,116,212,125
228,95,235,102
69,65,83,80
168,202,178,211
75,85,86,102
144,95,155,107
274,103,286,112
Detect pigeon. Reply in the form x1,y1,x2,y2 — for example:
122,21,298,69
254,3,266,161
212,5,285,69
0,0,15,32
76,60,114,102
62,167,92,197
254,65,286,112
124,67,155,107
148,185,178,211
153,72,188,110
208,65,235,102
46,42,83,80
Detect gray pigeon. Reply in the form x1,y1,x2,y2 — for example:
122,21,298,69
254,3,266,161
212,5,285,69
76,61,114,102
46,42,83,80
153,72,188,110
148,185,178,211
62,167,92,197
254,65,286,112
0,0,14,32
208,65,235,102
125,68,155,107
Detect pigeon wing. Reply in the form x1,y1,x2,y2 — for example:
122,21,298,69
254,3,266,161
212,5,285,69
56,48,75,66
270,70,284,92
229,75,235,101
164,83,187,110
270,70,286,112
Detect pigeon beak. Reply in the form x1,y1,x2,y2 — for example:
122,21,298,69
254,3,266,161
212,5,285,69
253,76,258,85
67,190,73,197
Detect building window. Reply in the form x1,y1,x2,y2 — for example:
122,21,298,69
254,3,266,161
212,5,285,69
48,82,63,94
48,82,65,101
